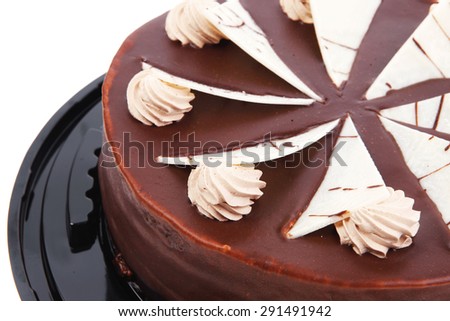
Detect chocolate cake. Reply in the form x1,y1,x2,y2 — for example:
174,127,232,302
99,0,450,299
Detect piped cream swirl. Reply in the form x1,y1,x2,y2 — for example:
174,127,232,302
335,188,420,258
280,0,313,23
165,0,226,48
188,164,266,221
127,69,195,127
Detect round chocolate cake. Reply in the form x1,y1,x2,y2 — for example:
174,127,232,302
99,0,450,299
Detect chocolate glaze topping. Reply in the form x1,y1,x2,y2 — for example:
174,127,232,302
102,0,450,292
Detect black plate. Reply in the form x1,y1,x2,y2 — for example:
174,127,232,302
8,77,157,300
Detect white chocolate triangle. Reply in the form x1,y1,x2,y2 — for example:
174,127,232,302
366,1,450,100
310,0,381,88
380,117,450,178
142,63,314,106
202,0,323,101
286,116,390,238
157,118,340,166
380,116,450,227
380,93,450,134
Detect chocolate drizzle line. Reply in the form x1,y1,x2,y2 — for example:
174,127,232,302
432,12,449,39
418,163,450,181
433,95,446,130
321,37,357,51
412,38,445,77
415,102,419,126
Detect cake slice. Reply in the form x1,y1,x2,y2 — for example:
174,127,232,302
286,116,390,238
141,62,314,106
366,1,450,100
380,116,450,228
380,93,450,134
203,0,323,101
310,0,381,88
157,119,340,165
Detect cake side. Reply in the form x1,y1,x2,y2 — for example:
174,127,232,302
99,148,450,299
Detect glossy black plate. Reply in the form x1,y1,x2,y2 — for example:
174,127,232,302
8,77,157,300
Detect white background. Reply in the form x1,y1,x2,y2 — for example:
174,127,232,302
0,0,181,302
0,0,447,310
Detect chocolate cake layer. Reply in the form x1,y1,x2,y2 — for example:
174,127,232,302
100,0,450,299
